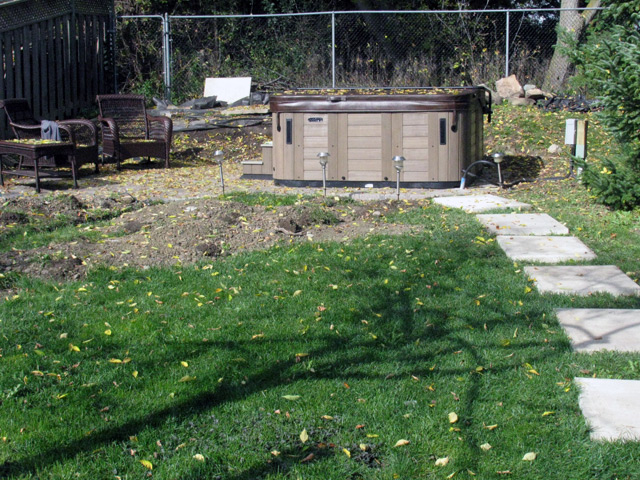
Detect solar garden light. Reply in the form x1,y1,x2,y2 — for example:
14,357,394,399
392,155,405,201
214,150,225,194
492,152,505,187
317,152,330,197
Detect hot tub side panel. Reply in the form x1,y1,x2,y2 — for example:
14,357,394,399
271,93,486,187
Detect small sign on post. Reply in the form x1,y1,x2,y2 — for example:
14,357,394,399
565,118,577,146
575,119,588,160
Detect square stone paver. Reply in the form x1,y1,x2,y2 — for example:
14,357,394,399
433,194,531,213
524,265,640,296
497,236,596,263
557,308,640,353
476,213,569,235
576,377,640,441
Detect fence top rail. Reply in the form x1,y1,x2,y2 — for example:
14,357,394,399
117,7,605,21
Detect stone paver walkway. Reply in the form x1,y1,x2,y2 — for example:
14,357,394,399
575,377,640,441
556,308,640,353
476,213,569,235
433,194,531,213
497,236,596,263
524,265,640,297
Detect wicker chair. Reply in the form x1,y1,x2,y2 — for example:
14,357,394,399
96,94,173,169
0,98,99,173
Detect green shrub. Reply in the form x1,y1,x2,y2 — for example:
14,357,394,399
569,1,640,209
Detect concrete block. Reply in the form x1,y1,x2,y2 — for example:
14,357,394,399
477,213,569,236
497,236,596,263
576,377,640,441
557,308,640,353
524,266,640,296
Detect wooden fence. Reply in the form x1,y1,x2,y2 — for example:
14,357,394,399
0,0,115,139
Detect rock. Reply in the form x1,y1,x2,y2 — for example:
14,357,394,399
523,84,537,93
496,75,524,99
479,83,503,105
548,144,563,154
277,217,302,233
178,96,218,110
508,97,536,106
526,88,552,100
195,242,222,257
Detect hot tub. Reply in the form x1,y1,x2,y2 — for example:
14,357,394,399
268,87,491,188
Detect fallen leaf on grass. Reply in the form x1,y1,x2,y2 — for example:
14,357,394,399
300,453,315,463
394,439,410,447
480,443,492,451
300,429,309,443
178,375,196,382
522,452,537,461
193,454,205,462
343,448,351,457
542,411,555,417
140,460,153,470
448,412,459,424
435,456,450,466
180,361,189,367
282,395,300,401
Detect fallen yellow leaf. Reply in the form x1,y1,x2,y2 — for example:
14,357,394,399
522,452,537,461
394,439,410,447
448,412,459,424
139,459,153,470
300,429,309,443
193,454,205,462
435,456,450,466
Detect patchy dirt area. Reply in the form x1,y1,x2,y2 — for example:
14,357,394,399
0,124,446,288
0,191,422,284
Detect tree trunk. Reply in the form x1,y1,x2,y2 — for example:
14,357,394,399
542,0,601,93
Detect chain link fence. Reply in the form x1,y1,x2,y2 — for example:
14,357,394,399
115,9,597,104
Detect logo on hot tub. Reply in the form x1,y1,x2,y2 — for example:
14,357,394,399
308,117,324,123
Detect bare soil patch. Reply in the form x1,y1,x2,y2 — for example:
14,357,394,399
0,126,429,287
0,193,419,283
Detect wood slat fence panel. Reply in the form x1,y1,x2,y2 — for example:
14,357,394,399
0,2,115,139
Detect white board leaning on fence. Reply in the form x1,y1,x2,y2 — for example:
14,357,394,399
204,77,252,104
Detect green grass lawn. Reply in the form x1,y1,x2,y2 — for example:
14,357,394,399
1,105,640,479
